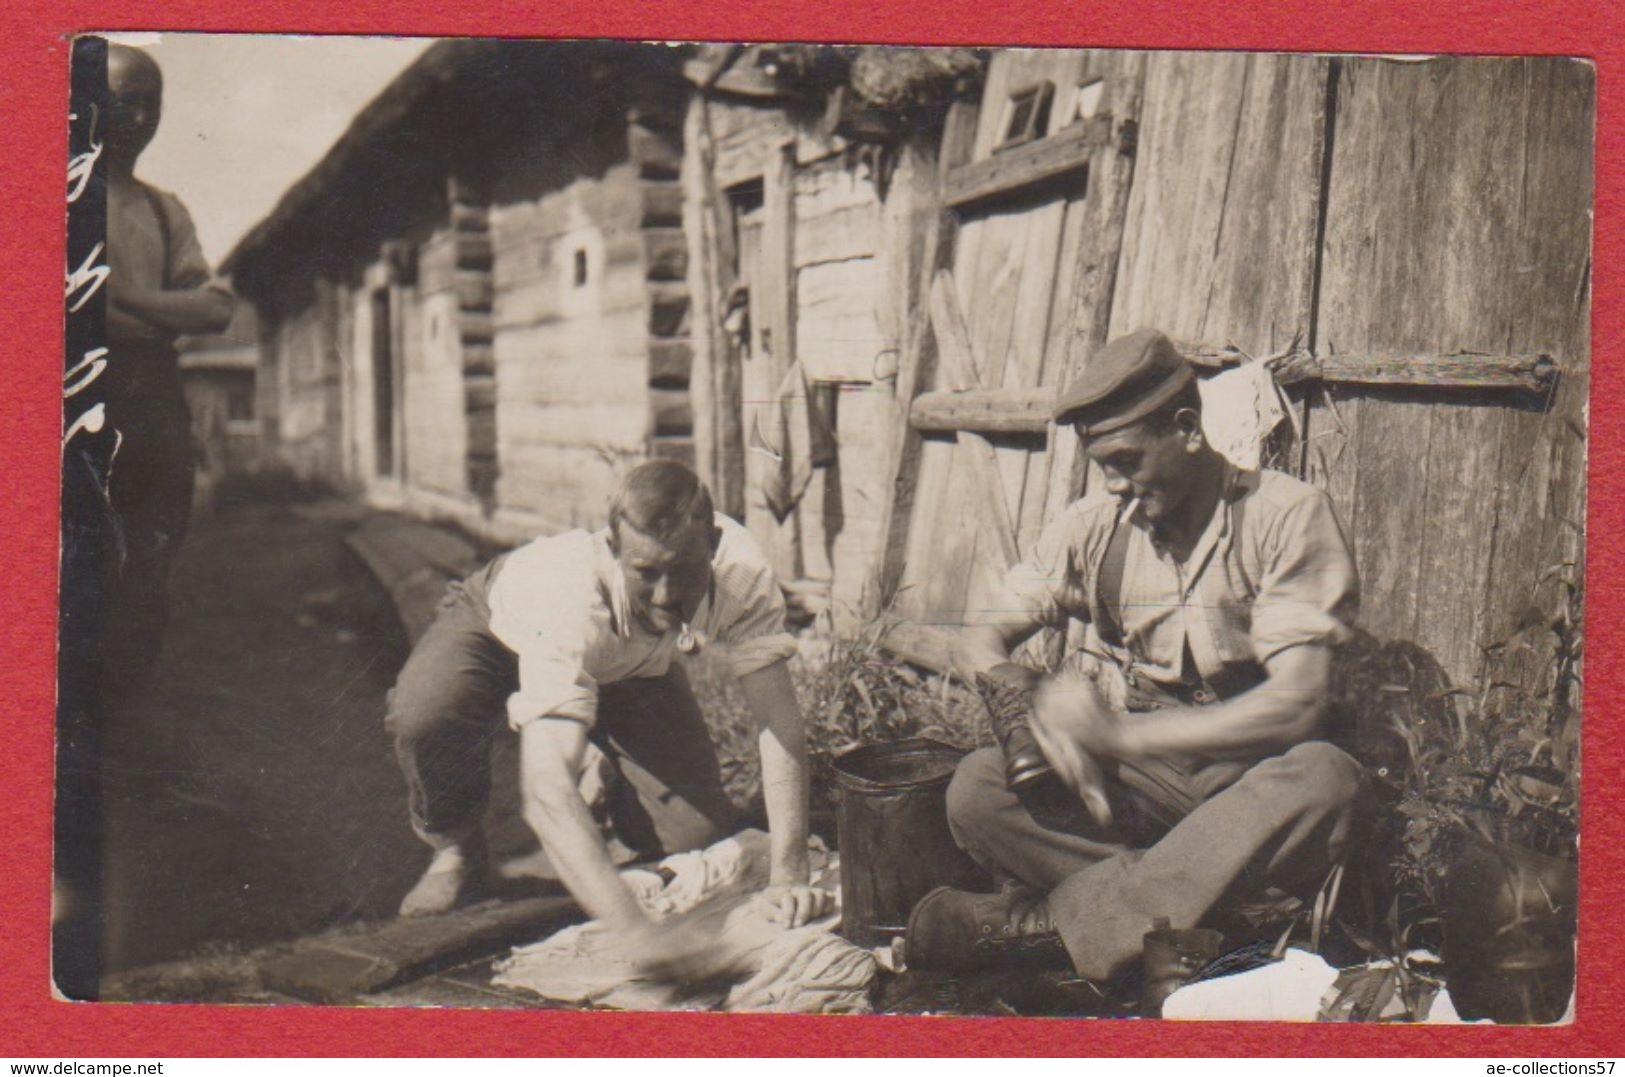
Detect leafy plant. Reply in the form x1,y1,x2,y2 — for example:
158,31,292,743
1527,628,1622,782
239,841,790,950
685,620,987,821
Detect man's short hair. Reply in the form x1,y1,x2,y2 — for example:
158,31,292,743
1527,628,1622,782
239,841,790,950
1136,378,1204,433
608,460,714,543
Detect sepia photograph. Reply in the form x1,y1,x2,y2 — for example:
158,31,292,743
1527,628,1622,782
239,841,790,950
55,33,1590,1024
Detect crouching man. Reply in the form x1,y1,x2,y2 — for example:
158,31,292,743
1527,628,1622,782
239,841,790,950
387,460,830,970
907,330,1363,986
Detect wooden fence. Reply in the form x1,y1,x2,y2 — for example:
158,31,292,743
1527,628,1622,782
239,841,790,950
868,51,1592,692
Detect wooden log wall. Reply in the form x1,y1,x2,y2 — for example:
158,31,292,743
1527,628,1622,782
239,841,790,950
487,160,657,533
406,225,473,501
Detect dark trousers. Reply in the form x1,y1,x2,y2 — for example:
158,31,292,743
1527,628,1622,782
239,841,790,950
946,740,1361,981
99,350,195,697
385,565,738,858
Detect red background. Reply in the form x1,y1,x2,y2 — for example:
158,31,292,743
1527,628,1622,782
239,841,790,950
2,0,1621,1057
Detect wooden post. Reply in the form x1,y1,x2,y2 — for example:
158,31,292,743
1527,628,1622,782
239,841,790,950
860,102,980,619
762,142,802,574
684,93,747,520
1040,51,1148,524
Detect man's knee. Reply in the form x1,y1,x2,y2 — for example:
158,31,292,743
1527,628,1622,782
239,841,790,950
945,748,1010,846
385,651,487,744
1279,740,1362,815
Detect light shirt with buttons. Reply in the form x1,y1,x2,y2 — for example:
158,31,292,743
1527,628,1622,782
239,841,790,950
1002,466,1360,691
486,513,798,731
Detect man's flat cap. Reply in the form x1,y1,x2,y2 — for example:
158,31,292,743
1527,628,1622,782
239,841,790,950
1053,328,1196,435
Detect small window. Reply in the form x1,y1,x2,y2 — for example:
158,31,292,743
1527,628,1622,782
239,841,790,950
227,389,254,422
573,248,589,288
1074,78,1105,123
998,81,1056,150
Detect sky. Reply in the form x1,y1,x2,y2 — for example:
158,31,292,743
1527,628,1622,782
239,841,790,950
109,33,435,267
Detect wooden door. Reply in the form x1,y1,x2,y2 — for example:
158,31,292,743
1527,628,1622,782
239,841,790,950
889,50,1134,643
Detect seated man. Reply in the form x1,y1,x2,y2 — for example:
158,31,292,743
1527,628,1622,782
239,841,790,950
387,460,830,970
907,329,1363,986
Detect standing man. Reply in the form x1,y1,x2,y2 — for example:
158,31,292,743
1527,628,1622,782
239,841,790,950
100,42,235,691
907,329,1363,986
387,460,830,970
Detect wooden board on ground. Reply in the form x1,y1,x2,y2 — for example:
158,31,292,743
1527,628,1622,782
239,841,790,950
258,895,581,1004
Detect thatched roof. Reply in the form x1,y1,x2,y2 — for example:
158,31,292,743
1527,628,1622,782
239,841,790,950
684,43,985,111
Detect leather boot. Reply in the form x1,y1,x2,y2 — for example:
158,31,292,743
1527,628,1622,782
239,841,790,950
905,884,1072,972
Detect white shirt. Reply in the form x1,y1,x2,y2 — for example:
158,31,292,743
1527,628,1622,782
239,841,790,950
487,513,798,730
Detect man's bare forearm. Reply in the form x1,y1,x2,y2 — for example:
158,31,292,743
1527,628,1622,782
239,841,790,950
1103,647,1332,762
113,285,233,337
518,723,649,927
737,660,810,884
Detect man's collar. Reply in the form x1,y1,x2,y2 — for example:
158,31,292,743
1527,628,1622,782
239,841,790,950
593,529,634,640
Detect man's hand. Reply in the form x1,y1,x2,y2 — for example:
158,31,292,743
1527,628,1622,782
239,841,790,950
1031,674,1119,826
752,882,834,928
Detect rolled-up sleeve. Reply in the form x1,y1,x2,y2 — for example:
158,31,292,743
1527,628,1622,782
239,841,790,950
711,522,798,678
992,501,1099,630
1250,489,1360,663
156,189,232,295
505,602,601,730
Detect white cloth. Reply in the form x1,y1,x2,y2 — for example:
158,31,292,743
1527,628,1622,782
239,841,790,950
492,831,874,1013
1197,360,1291,471
486,513,798,730
1162,948,1340,1022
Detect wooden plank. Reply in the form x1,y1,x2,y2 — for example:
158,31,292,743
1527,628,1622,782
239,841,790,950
945,120,1103,211
928,269,1021,571
1040,51,1148,525
1311,56,1594,686
863,102,978,620
911,386,1053,434
997,197,1069,534
1303,352,1557,392
1108,52,1326,353
683,93,746,519
258,896,579,1004
762,142,802,578
910,351,1555,436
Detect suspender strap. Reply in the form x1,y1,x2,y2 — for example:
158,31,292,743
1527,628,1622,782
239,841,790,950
1095,506,1133,649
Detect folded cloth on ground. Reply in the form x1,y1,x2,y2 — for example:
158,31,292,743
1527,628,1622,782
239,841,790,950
491,830,874,1013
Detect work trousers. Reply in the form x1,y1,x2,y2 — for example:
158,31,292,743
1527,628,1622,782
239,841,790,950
98,347,196,698
385,562,739,860
946,739,1361,981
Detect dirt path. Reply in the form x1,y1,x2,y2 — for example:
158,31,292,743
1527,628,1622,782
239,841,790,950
98,499,423,973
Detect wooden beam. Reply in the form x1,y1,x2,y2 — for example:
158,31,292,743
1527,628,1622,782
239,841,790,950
911,387,1053,435
1288,352,1557,393
1186,345,1559,393
906,349,1558,438
943,118,1103,211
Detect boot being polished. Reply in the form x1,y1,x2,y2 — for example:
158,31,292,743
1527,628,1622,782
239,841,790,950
974,663,1055,791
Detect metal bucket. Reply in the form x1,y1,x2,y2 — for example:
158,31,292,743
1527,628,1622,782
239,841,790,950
832,738,986,948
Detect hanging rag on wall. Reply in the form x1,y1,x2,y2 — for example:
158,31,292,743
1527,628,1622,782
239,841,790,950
1197,358,1295,470
749,359,838,522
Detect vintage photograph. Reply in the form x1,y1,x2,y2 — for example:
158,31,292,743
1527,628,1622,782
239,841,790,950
56,34,1590,1023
